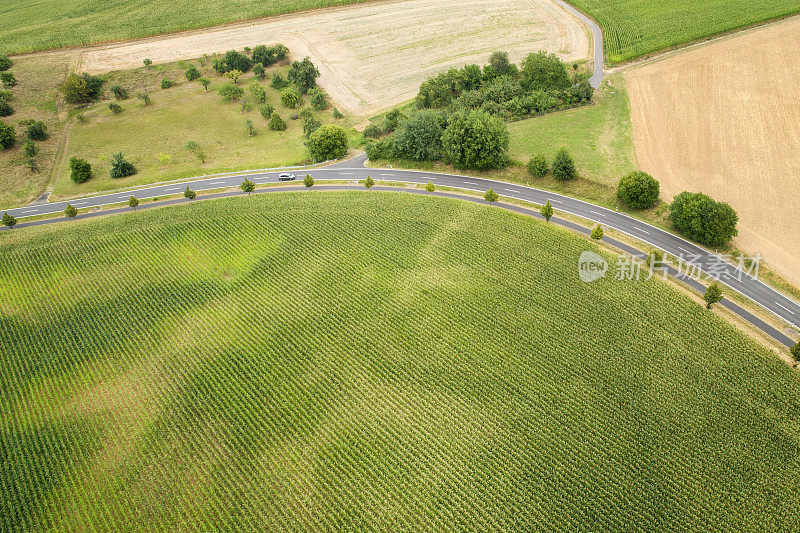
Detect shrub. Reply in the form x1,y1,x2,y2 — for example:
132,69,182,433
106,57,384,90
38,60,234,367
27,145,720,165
223,50,252,73
26,121,48,141
110,85,128,100
363,176,374,189
143,58,152,68
0,72,16,88
441,110,509,170
259,103,275,118
240,178,255,194
0,101,12,117
0,122,14,149
669,191,738,246
281,90,303,109
704,282,723,309
249,82,267,103
268,113,286,131
304,174,314,187
0,89,12,101
253,63,266,78
540,199,553,222
109,102,122,114
383,109,403,133
64,204,78,218
160,79,175,89
527,154,548,177
185,65,201,81
69,157,92,183
332,108,343,119
219,82,244,101
61,73,103,103
363,124,382,138
287,57,320,93
425,181,435,192
484,188,499,202
109,152,136,178
23,140,37,158
0,55,11,72
309,88,327,110
303,117,321,137
2,212,16,228
199,78,211,91
520,51,571,91
271,74,289,90
617,171,660,209
365,137,396,161
305,124,348,162
590,224,604,240
184,187,197,200
552,148,576,181
128,196,139,209
393,110,444,161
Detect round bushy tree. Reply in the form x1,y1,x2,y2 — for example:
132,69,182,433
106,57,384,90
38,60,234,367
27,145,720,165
306,124,348,162
617,171,660,209
393,110,444,161
185,65,201,81
61,74,92,104
268,113,286,131
223,50,252,73
287,57,320,94
259,103,275,118
69,157,92,183
218,82,244,101
0,100,12,117
2,212,16,228
552,148,576,181
669,191,738,246
590,224,604,240
109,152,136,178
704,282,723,309
0,55,11,72
0,121,14,149
441,110,509,170
26,121,48,141
527,154,548,177
281,90,303,109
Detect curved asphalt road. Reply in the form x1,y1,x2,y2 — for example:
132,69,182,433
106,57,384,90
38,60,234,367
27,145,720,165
552,0,604,88
2,157,799,345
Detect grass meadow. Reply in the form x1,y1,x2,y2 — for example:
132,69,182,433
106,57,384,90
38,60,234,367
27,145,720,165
0,0,372,54
2,191,799,530
566,0,800,63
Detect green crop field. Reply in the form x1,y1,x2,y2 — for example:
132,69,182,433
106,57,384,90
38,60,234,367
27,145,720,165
566,0,800,63
2,191,800,530
0,0,372,54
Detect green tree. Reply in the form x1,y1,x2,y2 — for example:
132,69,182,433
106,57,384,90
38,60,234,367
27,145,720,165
0,101,13,117
109,152,136,178
790,342,800,368
0,55,12,72
484,188,499,202
225,69,242,84
489,51,511,76
309,89,328,110
69,157,92,183
287,57,320,94
304,174,314,187
527,154,548,178
268,113,286,131
240,178,255,194
110,85,128,100
219,82,244,101
441,110,509,170
270,73,289,90
704,282,723,309
305,124,348,162
669,191,738,246
259,103,275,118
128,196,139,210
249,82,267,103
26,121,48,141
108,102,122,114
160,79,175,90
617,171,660,209
552,148,576,181
2,212,16,228
281,89,303,109
199,78,211,91
184,187,197,200
303,117,321,137
590,224,604,240
520,51,570,91
61,74,92,103
223,50,252,73
1,72,16,88
425,181,435,192
185,64,201,81
253,63,266,79
64,203,78,218
332,108,343,119
363,124,382,138
0,121,14,149
540,199,553,222
394,110,444,161
364,176,374,189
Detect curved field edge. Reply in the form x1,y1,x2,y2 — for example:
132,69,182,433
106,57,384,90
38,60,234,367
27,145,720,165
1,191,800,530
562,0,800,64
0,0,377,55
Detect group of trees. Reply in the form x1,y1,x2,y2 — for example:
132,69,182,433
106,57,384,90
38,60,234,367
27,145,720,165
669,191,738,247
60,73,104,104
416,51,592,120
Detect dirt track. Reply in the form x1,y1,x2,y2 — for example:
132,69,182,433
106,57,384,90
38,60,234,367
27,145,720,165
627,17,800,287
76,0,590,115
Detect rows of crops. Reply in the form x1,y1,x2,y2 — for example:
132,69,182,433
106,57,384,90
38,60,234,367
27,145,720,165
2,191,800,530
566,0,800,63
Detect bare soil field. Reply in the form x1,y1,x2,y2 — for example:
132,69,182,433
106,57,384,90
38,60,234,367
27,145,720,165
627,17,800,288
74,0,590,115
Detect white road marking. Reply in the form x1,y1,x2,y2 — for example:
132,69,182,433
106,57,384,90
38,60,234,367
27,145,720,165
589,210,606,217
775,302,796,315
210,181,226,186
636,227,650,235
165,188,182,193
678,246,693,254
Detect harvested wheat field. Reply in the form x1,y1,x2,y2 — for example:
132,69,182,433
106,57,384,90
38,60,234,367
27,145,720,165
627,17,800,287
74,0,590,115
